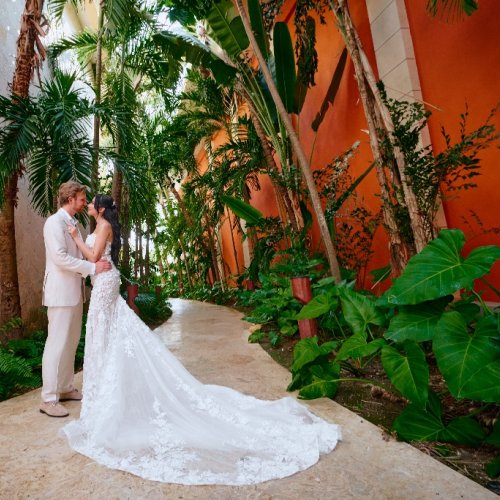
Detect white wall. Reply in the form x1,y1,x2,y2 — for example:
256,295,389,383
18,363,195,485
0,0,47,329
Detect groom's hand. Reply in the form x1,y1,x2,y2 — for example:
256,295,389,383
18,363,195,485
95,259,112,274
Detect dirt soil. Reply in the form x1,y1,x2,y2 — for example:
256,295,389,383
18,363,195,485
259,335,500,495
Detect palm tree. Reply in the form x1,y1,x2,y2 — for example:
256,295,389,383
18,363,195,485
0,71,94,216
0,0,47,329
162,0,342,279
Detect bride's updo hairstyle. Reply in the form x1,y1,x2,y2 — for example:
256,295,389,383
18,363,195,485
94,194,121,267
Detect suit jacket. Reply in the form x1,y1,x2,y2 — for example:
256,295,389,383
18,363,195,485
42,208,95,307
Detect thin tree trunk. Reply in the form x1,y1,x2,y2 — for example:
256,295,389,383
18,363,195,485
92,0,105,196
157,254,167,286
204,214,221,283
234,0,341,281
226,208,240,274
0,175,21,333
139,223,144,283
335,0,428,253
330,2,410,274
111,129,122,213
145,224,150,285
121,187,131,283
0,0,45,331
178,236,194,288
241,185,258,254
134,221,139,280
176,260,184,295
165,184,193,226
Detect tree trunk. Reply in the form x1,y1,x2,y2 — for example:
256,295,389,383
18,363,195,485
204,214,221,283
234,0,341,281
145,223,150,286
92,0,105,197
226,207,241,274
120,187,131,283
330,1,411,275
335,0,429,253
166,184,193,226
0,175,22,332
0,0,45,331
157,254,167,286
111,127,122,213
178,236,194,288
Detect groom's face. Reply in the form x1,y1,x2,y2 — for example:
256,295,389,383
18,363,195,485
69,191,87,214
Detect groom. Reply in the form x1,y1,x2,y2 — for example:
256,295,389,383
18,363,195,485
40,181,111,417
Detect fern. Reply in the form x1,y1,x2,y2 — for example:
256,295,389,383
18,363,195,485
0,348,41,401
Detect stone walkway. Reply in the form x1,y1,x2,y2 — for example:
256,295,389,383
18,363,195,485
0,299,495,499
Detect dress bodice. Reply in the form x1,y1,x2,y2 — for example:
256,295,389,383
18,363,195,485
85,233,112,261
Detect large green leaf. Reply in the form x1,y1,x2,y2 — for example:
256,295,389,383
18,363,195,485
207,0,249,59
339,286,386,336
295,294,335,320
291,337,337,372
273,22,296,114
382,229,500,305
484,420,500,446
221,195,263,224
384,297,450,343
248,0,268,60
440,416,486,446
297,362,340,399
433,312,500,402
336,334,385,361
393,393,486,445
392,402,445,442
381,342,429,407
486,456,500,479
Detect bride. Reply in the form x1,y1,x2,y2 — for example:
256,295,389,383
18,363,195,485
63,193,341,486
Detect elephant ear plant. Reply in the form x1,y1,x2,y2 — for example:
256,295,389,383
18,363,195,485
378,229,500,446
288,229,500,464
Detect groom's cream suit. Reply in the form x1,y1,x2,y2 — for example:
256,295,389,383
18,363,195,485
41,208,95,403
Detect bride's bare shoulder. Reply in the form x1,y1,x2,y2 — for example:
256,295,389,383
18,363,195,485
96,219,112,232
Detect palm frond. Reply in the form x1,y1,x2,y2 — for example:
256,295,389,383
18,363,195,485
427,0,479,20
47,0,86,21
48,30,98,68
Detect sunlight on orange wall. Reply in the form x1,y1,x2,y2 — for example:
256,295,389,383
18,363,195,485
287,1,390,288
405,0,500,299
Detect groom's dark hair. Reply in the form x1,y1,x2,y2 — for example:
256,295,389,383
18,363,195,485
59,180,86,206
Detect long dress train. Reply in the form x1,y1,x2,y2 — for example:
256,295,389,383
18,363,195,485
62,235,341,485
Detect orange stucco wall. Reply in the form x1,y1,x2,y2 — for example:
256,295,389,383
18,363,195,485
212,1,390,286
253,0,389,287
289,1,389,286
405,0,500,298
200,1,500,296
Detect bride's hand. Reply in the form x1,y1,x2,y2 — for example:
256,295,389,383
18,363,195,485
66,223,78,239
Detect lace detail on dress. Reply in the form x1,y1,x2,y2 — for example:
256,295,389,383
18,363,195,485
62,233,341,485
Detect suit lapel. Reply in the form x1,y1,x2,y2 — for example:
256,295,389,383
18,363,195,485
57,209,83,259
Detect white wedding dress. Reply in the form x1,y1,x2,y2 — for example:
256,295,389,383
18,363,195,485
62,234,341,485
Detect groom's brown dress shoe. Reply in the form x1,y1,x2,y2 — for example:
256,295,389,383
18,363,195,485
39,401,69,418
59,389,83,401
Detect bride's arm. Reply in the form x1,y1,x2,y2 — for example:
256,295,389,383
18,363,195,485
67,222,112,263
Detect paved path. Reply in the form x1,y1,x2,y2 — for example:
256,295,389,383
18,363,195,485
0,299,495,499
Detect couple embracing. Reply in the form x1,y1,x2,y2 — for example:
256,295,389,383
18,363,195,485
38,180,341,486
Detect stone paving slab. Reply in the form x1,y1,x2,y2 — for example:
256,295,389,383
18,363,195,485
0,299,495,499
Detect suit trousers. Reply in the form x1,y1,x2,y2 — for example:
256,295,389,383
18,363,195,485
41,299,83,402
